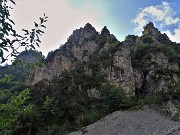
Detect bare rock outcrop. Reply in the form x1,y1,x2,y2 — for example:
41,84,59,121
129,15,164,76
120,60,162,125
27,22,180,96
28,23,137,95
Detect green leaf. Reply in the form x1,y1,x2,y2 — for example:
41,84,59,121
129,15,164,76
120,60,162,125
11,39,17,45
36,42,39,47
9,19,15,25
34,22,38,27
37,39,41,43
30,45,36,50
2,47,9,52
10,0,16,5
22,29,29,34
0,49,4,58
41,25,46,28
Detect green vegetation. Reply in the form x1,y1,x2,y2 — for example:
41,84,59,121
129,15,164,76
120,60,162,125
0,50,45,91
144,91,171,104
0,88,33,134
88,40,120,68
0,60,137,134
108,41,119,53
1,67,180,134
1,26,179,134
100,83,137,113
132,41,180,69
142,36,154,44
1,1,180,134
0,0,47,64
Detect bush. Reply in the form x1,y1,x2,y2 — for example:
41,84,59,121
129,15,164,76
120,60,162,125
144,91,171,104
142,36,154,44
108,41,119,53
159,44,177,58
0,89,33,134
100,83,136,112
132,43,155,60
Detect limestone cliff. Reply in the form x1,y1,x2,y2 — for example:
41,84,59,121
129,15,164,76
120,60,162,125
27,22,180,96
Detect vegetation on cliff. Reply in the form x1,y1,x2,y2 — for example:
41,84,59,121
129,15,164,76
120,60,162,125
0,1,180,134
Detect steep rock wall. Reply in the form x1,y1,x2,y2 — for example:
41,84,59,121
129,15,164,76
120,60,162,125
27,22,180,96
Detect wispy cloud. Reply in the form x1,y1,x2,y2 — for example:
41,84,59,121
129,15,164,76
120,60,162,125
163,28,180,43
132,1,180,31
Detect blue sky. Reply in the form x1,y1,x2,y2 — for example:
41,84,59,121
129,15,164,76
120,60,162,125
8,0,180,59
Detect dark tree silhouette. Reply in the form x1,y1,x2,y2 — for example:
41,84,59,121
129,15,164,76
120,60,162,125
0,0,48,64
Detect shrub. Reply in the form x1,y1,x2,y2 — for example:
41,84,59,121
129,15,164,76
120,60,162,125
132,43,154,60
144,91,171,104
100,83,136,112
108,41,119,53
0,89,33,134
142,36,154,44
159,44,176,58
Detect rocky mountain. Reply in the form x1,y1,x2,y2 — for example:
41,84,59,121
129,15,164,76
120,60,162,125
27,22,180,97
1,22,180,135
0,50,44,89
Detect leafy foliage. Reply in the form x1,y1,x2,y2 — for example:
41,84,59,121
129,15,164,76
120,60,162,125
132,42,180,69
1,1,180,134
0,50,45,90
0,0,48,64
144,91,180,105
100,83,137,113
108,41,119,53
142,36,154,44
0,89,33,134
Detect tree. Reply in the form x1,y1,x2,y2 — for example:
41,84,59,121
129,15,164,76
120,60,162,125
0,89,33,134
0,1,48,134
0,0,48,64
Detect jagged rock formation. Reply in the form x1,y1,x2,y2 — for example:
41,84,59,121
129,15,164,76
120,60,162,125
142,22,171,44
27,22,180,96
0,50,43,84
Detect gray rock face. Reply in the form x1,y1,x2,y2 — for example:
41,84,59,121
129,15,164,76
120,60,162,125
68,23,98,43
124,35,140,51
134,51,180,94
18,50,43,63
101,26,110,36
134,69,143,93
111,45,135,94
28,50,75,85
142,21,171,44
28,22,180,96
28,23,99,85
28,23,137,95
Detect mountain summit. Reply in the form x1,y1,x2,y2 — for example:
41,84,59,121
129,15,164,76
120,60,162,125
142,22,171,44
28,22,180,97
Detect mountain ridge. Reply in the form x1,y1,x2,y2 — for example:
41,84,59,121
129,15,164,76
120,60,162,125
1,22,180,134
27,22,180,97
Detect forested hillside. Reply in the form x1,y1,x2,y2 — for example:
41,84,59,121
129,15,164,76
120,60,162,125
0,21,180,134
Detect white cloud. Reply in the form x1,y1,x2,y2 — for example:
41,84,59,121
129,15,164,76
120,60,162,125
163,28,180,43
132,1,180,31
